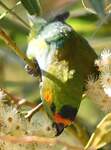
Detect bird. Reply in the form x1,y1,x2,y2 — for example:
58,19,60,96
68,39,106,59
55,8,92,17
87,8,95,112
21,0,98,136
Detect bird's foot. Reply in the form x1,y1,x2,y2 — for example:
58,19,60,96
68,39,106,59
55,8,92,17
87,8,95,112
25,59,41,78
25,102,43,118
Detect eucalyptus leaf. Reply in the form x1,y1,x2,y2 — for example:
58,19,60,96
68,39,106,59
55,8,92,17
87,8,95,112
20,0,41,15
85,113,111,149
82,0,106,18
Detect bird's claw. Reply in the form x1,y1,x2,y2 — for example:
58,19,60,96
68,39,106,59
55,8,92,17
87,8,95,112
25,59,42,78
25,102,43,118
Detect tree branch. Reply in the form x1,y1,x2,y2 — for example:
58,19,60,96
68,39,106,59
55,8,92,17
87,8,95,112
0,135,84,150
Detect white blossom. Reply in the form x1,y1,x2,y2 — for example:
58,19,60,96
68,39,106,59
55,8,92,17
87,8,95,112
100,49,111,66
95,49,111,72
86,76,111,112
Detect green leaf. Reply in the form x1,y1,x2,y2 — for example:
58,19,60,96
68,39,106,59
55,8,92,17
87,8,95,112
20,0,41,15
82,0,105,18
85,113,111,149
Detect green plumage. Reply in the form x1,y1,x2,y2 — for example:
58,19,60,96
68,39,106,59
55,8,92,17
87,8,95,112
27,19,98,129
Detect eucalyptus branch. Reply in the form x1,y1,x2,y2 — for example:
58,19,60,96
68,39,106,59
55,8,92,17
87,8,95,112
0,1,30,29
0,1,21,20
0,135,83,150
0,28,35,70
0,88,36,107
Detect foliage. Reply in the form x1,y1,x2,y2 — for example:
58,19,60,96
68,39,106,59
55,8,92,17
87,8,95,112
0,0,111,150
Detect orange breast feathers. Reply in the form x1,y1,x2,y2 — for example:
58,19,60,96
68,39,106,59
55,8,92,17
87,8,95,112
42,88,53,104
54,113,72,127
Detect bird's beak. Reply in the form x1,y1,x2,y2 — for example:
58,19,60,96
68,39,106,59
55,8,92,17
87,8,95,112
53,123,65,136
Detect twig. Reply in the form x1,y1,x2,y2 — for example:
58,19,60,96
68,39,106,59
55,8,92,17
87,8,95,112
25,102,43,118
0,1,20,20
0,88,36,107
0,1,30,29
0,135,84,150
0,28,35,69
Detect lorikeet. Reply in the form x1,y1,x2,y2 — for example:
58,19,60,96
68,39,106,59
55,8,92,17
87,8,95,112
21,0,98,136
